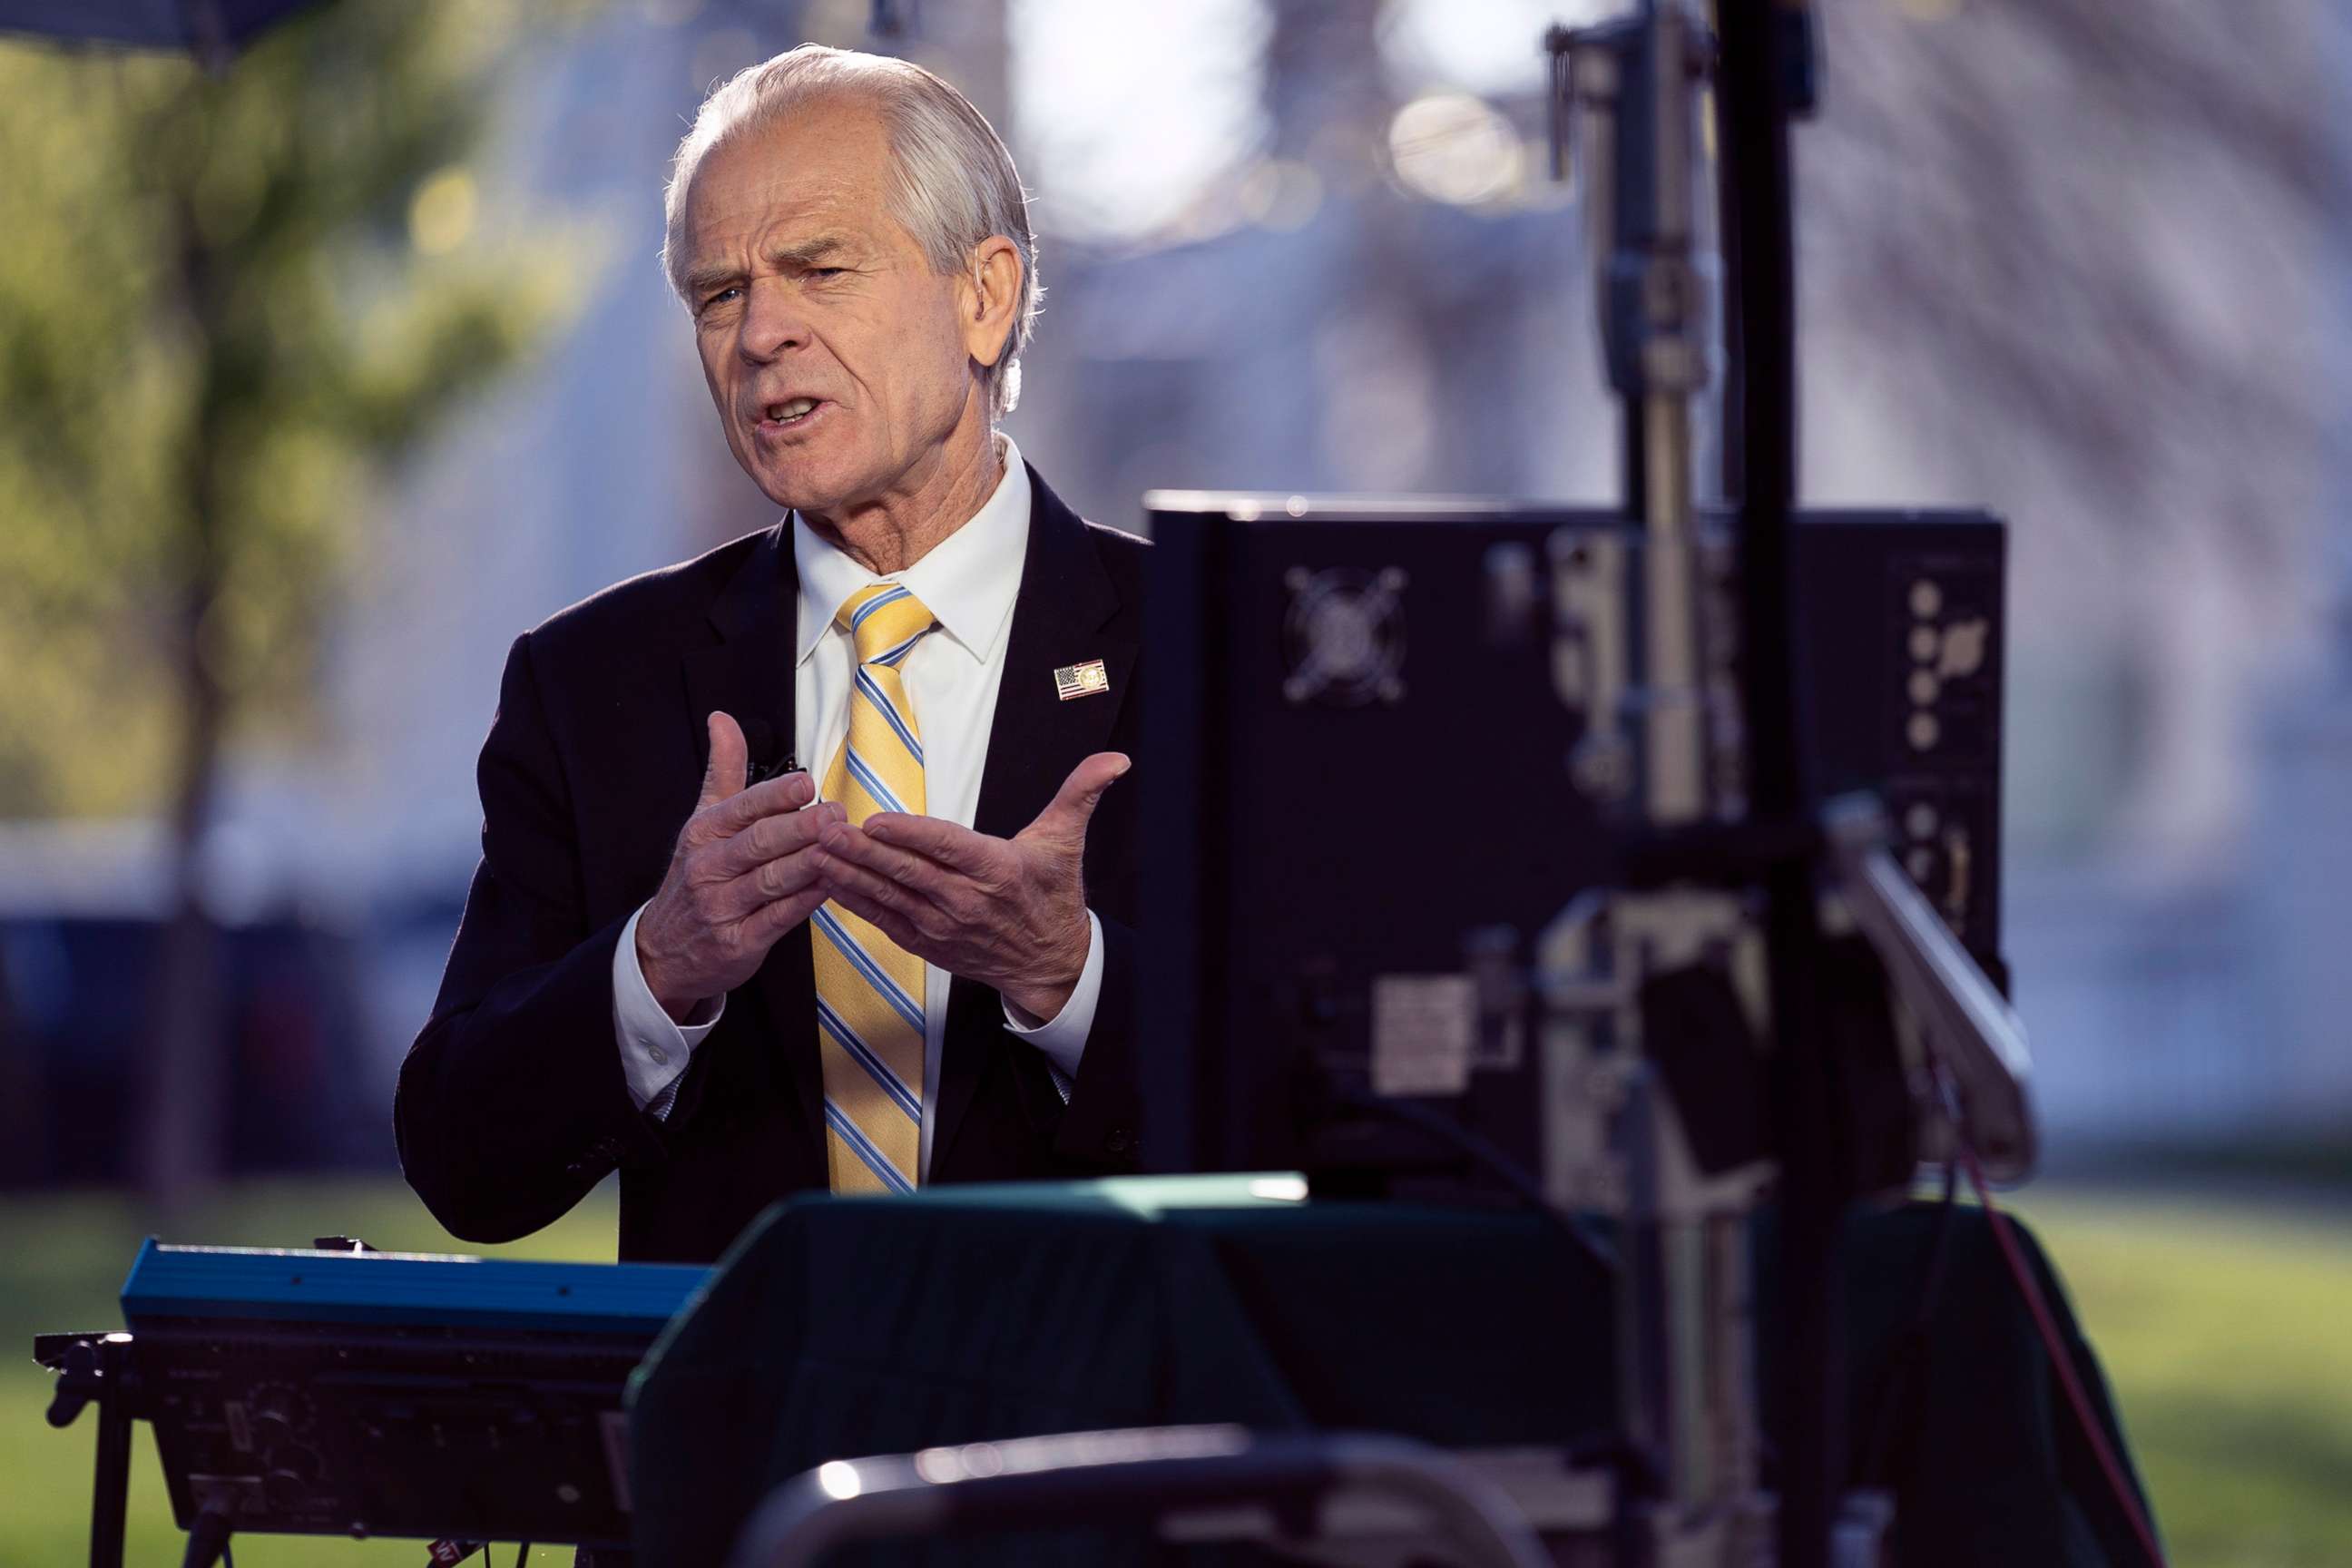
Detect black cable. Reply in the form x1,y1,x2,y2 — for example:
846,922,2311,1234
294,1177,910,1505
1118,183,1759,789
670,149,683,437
1856,1160,1960,1488
515,1546,531,1567
222,1543,235,1568
1331,1086,1619,1276
1914,1160,1962,1317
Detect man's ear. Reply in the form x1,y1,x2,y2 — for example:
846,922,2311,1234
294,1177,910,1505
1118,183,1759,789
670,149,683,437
959,236,1024,369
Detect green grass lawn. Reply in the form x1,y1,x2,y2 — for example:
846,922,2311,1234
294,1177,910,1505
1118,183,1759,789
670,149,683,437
2009,1189,2352,1568
2,1178,2346,1567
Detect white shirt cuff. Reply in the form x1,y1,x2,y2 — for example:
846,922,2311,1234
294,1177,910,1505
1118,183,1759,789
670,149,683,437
613,902,723,1117
1002,909,1102,1083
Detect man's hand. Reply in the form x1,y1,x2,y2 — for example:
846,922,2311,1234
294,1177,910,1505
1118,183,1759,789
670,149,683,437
809,752,1130,1022
636,711,844,1022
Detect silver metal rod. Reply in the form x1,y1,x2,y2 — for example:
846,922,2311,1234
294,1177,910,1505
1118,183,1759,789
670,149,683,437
1823,795,2038,1180
725,1427,1554,1568
1634,0,1713,827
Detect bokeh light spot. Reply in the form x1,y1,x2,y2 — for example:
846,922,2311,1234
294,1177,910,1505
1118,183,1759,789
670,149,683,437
408,167,477,256
1387,93,1523,208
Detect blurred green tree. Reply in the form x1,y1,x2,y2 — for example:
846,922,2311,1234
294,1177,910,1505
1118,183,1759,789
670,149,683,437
0,0,603,1202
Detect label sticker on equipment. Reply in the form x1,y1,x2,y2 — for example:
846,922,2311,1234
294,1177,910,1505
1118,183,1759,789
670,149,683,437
1370,975,1477,1097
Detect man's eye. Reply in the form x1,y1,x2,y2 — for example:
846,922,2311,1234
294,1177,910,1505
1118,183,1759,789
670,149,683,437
808,268,847,280
701,286,741,311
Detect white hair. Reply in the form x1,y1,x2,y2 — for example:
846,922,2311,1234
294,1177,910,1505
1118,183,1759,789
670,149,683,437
662,44,1041,422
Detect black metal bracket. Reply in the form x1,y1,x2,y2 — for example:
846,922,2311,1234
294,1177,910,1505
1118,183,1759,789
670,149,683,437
40,1331,140,1568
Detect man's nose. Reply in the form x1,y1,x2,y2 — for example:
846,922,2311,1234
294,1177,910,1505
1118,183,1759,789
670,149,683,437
737,277,808,363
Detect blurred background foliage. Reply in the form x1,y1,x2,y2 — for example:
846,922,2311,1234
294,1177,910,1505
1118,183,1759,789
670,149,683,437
0,0,602,821
0,0,610,1207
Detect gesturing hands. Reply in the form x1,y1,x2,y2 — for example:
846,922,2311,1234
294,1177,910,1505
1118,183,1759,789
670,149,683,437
637,713,1129,1026
809,751,1131,1023
636,712,842,1022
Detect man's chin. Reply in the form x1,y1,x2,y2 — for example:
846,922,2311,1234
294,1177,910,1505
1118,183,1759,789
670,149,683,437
742,455,845,516
758,481,848,518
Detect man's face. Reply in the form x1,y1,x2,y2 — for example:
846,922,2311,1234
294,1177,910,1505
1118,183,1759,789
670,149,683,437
680,100,978,514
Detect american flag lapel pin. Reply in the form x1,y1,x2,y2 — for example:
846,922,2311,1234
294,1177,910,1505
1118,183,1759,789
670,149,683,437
1054,659,1111,701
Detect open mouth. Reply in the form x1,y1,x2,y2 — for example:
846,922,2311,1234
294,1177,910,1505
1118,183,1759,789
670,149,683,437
757,397,826,432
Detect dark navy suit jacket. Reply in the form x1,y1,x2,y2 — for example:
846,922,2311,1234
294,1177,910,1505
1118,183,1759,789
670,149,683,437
396,466,1145,1262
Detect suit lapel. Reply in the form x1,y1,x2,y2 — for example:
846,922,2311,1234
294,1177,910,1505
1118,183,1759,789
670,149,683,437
931,466,1140,1172
677,525,827,1161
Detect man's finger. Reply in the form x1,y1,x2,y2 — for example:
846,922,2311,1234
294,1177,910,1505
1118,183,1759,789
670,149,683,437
704,838,830,919
812,835,948,925
701,769,819,838
860,812,1001,876
1018,751,1130,849
824,883,931,960
699,711,750,810
817,820,961,901
741,884,829,946
710,795,838,877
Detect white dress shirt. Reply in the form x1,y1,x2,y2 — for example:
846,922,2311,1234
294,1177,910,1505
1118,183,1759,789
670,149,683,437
611,436,1104,1180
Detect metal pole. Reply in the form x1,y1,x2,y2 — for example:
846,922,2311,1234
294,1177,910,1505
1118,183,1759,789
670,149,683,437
1714,4,1839,1566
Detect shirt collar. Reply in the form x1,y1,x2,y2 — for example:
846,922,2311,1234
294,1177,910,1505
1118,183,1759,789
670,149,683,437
791,434,1032,668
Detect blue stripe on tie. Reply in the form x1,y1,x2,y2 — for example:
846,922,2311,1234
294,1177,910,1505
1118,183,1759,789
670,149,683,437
855,669,924,765
813,906,926,1034
850,584,911,630
870,630,926,668
816,996,921,1122
843,748,908,817
825,1101,915,1193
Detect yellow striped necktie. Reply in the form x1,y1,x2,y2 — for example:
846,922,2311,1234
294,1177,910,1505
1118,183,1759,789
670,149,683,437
812,582,936,1194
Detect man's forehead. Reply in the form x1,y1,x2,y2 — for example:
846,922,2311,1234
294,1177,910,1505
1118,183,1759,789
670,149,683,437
684,100,891,239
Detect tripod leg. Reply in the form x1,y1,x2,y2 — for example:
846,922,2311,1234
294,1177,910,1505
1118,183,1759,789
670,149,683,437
179,1508,235,1568
90,1340,132,1568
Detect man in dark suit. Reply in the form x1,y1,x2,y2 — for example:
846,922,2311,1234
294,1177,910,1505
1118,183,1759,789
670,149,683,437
396,44,1143,1264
